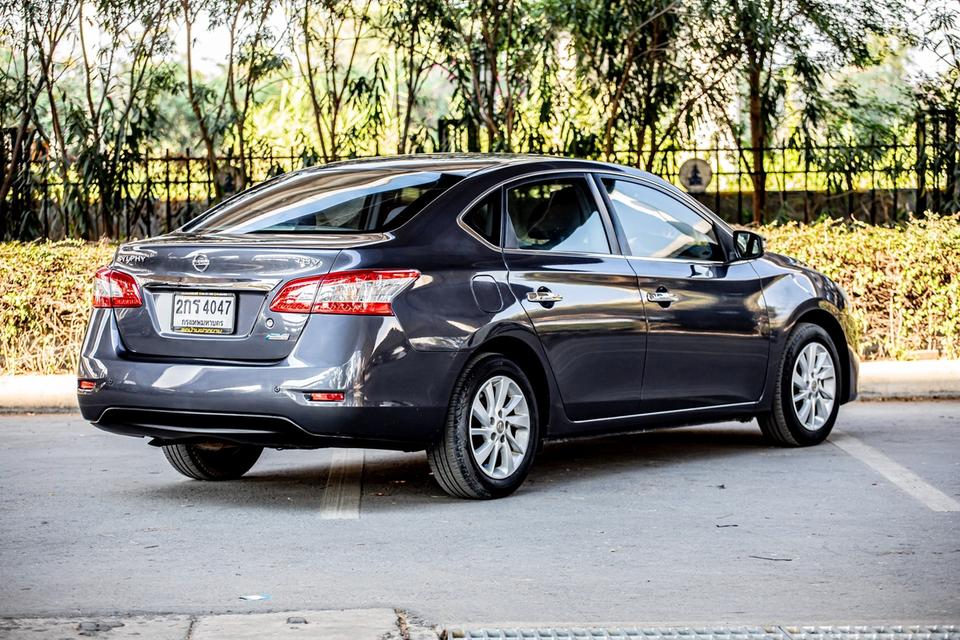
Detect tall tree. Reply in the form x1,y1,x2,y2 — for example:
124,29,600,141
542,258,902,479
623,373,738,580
68,0,177,237
435,0,554,151
379,0,444,155
703,0,906,223
286,0,378,162
215,0,286,189
0,0,76,238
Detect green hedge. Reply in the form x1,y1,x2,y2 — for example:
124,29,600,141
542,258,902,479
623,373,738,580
1,240,116,375
763,216,959,360
1,216,958,375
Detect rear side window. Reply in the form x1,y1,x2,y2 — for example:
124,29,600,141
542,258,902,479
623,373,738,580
462,192,501,246
182,170,462,235
505,178,610,254
600,178,723,261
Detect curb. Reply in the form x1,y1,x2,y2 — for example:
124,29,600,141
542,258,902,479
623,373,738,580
0,374,78,412
857,360,960,400
1,361,959,413
0,608,435,640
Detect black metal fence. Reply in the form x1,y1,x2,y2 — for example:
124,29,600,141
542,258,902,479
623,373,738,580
3,110,958,241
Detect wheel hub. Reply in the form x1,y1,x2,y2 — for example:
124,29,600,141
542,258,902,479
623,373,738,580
468,375,531,479
791,342,837,431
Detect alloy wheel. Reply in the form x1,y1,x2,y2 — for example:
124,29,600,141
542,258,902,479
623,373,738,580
469,375,531,479
792,342,836,431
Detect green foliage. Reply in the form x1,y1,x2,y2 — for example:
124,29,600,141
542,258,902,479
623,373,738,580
0,240,116,374
763,215,960,359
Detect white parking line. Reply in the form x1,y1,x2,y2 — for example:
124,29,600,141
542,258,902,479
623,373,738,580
320,448,365,520
830,432,960,512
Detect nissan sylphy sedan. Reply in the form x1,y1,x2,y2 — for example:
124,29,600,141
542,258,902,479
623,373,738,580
78,155,858,499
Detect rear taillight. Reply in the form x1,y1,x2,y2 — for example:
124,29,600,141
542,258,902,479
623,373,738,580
269,269,420,316
93,267,143,308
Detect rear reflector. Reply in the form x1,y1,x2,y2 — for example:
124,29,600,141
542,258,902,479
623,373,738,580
93,267,142,308
77,379,97,391
270,269,420,315
306,391,345,402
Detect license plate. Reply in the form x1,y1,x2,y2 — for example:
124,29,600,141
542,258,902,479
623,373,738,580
172,292,236,335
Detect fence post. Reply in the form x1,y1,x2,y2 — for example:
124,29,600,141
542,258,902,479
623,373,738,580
869,135,877,224
713,137,720,218
803,139,810,223
185,148,193,221
892,132,899,221
737,150,744,225
164,150,171,233
916,113,927,216
932,109,942,214
946,107,958,209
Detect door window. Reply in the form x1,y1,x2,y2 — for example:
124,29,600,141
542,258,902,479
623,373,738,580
506,178,610,254
600,178,723,261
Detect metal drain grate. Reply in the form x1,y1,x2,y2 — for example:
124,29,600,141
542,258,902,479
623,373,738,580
447,626,959,640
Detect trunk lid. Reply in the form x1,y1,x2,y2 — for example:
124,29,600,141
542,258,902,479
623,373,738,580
110,233,381,361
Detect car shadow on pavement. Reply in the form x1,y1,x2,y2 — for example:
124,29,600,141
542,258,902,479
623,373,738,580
130,424,775,511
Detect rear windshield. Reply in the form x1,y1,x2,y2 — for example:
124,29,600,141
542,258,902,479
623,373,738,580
181,169,463,235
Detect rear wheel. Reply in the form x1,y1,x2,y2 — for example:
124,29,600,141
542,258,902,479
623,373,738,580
162,442,263,480
759,323,841,446
427,353,539,499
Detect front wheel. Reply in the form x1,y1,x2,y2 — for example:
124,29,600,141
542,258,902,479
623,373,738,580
427,354,540,499
162,442,263,480
759,323,842,447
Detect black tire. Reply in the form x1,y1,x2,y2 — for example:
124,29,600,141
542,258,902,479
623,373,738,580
759,323,842,447
427,353,540,499
162,442,263,480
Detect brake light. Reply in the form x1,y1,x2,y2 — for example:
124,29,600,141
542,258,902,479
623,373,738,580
93,267,142,308
269,269,420,315
306,391,345,402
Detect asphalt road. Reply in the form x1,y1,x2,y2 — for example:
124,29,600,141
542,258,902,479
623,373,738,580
1,402,958,627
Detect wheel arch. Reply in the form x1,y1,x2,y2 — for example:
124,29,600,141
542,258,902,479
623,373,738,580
469,333,555,437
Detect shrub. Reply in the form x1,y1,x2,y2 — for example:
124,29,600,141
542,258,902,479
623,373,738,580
0,240,116,375
762,215,960,360
0,217,957,375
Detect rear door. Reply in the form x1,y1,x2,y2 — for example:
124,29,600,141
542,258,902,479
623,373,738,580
502,173,647,422
595,175,769,413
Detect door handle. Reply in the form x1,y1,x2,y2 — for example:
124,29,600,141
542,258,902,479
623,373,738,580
527,288,563,304
646,290,679,304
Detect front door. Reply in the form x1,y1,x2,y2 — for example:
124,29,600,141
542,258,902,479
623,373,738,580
502,174,647,422
596,175,769,413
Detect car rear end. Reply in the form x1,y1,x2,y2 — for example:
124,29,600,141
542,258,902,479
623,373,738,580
77,166,467,450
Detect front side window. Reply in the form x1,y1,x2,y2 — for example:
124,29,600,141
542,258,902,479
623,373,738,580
182,170,462,235
506,178,610,254
600,178,723,261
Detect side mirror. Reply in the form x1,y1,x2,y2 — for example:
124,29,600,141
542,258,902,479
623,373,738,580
733,230,764,260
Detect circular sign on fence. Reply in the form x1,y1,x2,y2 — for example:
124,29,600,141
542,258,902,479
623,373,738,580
679,158,712,193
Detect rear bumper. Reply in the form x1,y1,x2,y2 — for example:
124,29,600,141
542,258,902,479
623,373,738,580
77,309,461,449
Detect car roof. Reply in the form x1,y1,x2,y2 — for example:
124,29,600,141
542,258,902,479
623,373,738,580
317,153,656,180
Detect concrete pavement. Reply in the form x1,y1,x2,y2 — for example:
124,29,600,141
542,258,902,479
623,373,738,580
1,402,958,627
2,360,959,411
